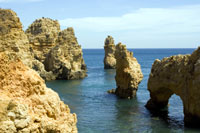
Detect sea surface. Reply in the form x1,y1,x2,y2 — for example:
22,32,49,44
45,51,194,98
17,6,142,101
46,48,200,133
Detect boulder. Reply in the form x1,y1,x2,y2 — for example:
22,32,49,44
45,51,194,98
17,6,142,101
0,52,77,133
44,27,87,79
114,43,143,98
0,9,55,80
104,36,116,69
146,47,200,126
25,18,61,62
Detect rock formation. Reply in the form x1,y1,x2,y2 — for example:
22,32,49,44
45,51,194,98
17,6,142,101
114,43,143,98
104,36,116,69
44,27,87,80
25,18,61,62
26,17,87,80
146,47,200,126
0,8,33,67
0,9,55,80
0,9,86,81
0,52,77,132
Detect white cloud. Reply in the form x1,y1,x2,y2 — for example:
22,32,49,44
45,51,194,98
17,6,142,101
59,5,200,34
0,0,43,3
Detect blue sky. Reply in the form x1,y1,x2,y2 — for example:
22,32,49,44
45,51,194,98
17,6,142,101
1,0,200,48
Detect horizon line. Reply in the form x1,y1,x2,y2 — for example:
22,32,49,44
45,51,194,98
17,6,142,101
82,48,197,49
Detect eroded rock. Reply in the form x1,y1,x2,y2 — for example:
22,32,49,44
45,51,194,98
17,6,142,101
0,9,55,80
146,47,200,126
104,36,116,69
44,27,87,79
25,18,61,62
0,52,77,133
114,43,143,98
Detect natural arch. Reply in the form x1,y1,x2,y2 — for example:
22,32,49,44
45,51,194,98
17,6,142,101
146,47,200,127
168,94,184,119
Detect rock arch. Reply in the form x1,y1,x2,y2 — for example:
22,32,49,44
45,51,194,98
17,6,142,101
146,47,200,126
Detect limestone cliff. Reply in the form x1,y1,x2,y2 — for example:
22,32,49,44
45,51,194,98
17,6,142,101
0,8,33,67
114,43,143,98
0,52,77,133
0,9,55,80
104,36,116,69
25,18,61,62
146,47,200,126
44,27,87,79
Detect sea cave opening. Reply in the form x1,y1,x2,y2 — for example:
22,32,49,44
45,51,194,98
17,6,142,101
167,94,184,127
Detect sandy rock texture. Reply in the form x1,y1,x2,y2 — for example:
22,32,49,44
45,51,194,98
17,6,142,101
44,27,87,79
146,47,200,126
104,36,116,69
0,9,55,80
0,8,33,67
25,18,61,62
0,52,77,133
114,43,143,98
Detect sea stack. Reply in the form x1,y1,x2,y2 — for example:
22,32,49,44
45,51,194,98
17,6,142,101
0,52,77,132
25,18,61,62
0,9,55,80
104,36,116,69
146,47,200,126
44,27,87,79
114,43,143,98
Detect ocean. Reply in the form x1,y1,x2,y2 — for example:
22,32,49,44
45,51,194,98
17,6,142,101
46,48,199,133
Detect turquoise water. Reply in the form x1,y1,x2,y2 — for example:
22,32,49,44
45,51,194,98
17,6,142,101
46,48,200,133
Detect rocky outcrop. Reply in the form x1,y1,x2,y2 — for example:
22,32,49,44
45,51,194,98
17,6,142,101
114,43,143,98
146,47,200,126
25,18,61,62
44,27,87,79
0,9,55,80
26,17,87,80
0,52,77,132
104,36,116,69
0,9,33,67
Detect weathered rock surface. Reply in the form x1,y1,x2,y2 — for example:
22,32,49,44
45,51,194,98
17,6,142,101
26,17,87,80
0,9,33,67
25,18,61,62
0,52,77,133
0,9,55,80
44,27,87,79
146,47,200,126
114,43,143,98
104,36,116,69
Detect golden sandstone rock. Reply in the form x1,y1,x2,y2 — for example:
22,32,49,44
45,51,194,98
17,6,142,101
0,52,77,133
0,8,78,132
104,36,116,69
0,9,33,67
0,9,55,80
26,18,87,80
115,43,143,98
44,27,87,79
0,8,87,81
25,18,61,62
104,36,143,98
146,47,200,126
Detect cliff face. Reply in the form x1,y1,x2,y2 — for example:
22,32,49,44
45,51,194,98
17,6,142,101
0,9,33,67
26,18,87,80
0,9,55,80
114,43,143,98
25,18,61,62
146,47,200,126
0,9,86,81
104,36,116,69
44,27,87,79
0,52,77,133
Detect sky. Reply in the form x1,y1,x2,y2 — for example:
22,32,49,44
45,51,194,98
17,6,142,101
1,0,200,48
